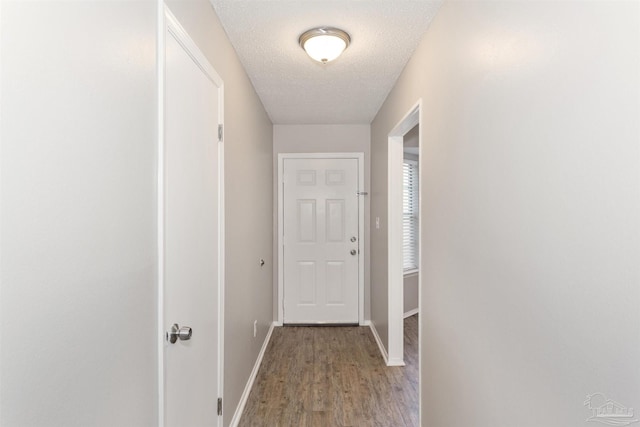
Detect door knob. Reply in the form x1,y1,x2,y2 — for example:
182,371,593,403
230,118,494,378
350,249,357,256
166,323,193,344
350,236,357,242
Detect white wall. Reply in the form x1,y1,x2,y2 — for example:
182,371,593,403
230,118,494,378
163,2,274,424
273,125,371,321
1,1,158,425
371,1,639,425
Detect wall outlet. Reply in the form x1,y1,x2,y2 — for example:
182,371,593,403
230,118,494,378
253,320,257,338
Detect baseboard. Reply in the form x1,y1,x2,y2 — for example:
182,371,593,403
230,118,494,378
365,320,389,365
403,308,419,319
229,321,277,427
387,356,406,366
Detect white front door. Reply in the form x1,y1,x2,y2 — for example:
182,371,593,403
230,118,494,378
163,11,223,427
283,158,360,324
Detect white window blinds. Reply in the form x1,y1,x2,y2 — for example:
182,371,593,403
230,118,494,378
403,160,419,272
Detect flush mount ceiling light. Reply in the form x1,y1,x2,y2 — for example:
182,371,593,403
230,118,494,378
299,27,351,64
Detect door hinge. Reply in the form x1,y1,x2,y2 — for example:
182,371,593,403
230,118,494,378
217,397,222,416
218,124,223,142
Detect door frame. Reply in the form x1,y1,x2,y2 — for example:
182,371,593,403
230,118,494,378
157,6,225,427
387,100,422,367
277,153,365,326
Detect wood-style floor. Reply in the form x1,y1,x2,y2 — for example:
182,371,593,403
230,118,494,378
239,315,419,427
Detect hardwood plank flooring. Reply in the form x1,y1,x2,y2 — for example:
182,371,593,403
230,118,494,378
239,315,419,427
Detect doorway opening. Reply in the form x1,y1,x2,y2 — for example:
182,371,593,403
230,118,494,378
387,100,421,373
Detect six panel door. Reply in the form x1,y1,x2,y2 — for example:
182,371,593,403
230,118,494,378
283,158,359,324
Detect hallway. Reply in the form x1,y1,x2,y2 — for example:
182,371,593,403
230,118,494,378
2,1,637,426
239,315,419,426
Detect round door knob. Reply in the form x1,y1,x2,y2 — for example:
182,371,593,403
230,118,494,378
167,324,179,344
178,326,192,341
167,323,193,343
350,249,357,255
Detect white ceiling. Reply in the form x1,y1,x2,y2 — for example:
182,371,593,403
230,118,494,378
210,0,443,124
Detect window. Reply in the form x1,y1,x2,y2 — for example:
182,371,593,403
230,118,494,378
403,159,419,272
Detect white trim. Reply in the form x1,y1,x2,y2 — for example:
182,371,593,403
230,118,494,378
404,308,419,319
165,10,223,89
156,3,165,426
417,105,424,427
217,93,225,425
365,321,388,365
388,135,404,364
387,100,422,366
0,0,3,418
404,269,419,277
160,8,225,427
228,322,277,427
365,320,405,366
0,1,2,421
277,156,284,324
357,153,365,327
277,152,366,326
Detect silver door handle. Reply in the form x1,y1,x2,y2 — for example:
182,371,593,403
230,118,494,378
350,249,357,256
350,236,357,242
166,323,193,343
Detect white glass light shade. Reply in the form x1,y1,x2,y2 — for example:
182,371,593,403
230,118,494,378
299,28,350,64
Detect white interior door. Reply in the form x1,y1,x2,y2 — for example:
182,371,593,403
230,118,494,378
163,11,223,427
283,158,360,324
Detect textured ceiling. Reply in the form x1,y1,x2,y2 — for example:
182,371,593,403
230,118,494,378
210,0,443,124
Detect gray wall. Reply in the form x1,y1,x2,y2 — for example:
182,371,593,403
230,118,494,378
404,124,419,149
164,2,274,424
1,1,158,425
371,1,639,425
1,1,273,425
273,125,371,321
403,273,419,315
